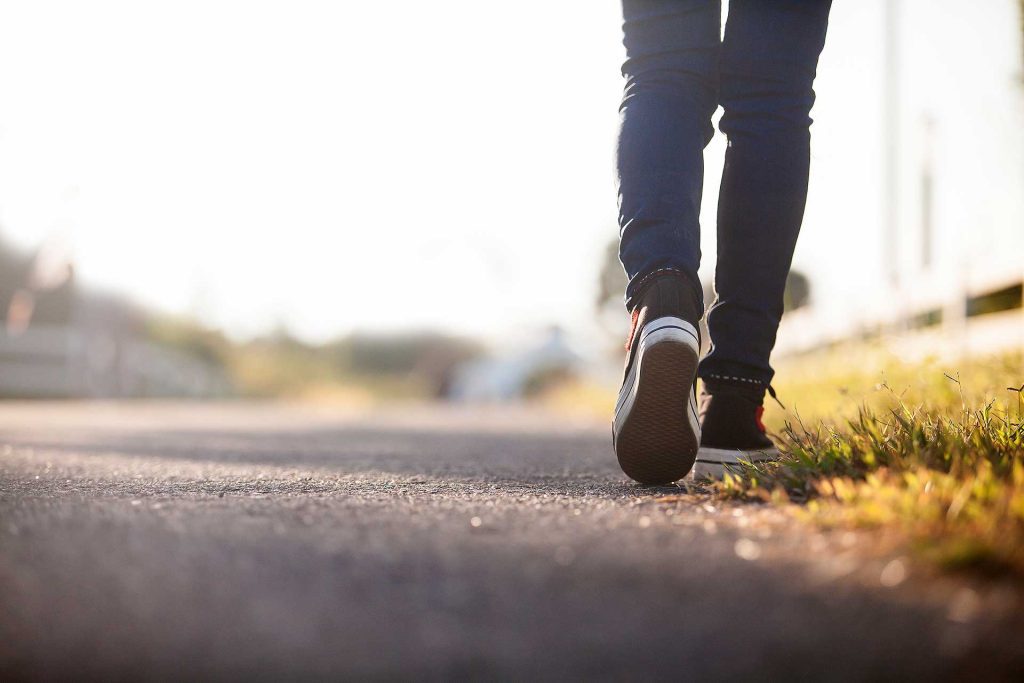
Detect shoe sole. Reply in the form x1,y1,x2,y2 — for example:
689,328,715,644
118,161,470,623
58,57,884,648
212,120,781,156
690,446,780,482
613,317,700,485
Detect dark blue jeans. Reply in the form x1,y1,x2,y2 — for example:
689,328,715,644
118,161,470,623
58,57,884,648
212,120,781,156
617,0,831,386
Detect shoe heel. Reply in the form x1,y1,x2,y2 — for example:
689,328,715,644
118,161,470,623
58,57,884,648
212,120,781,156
614,333,700,485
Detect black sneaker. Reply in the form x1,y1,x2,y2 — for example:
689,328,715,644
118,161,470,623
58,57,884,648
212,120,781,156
612,272,702,485
692,377,780,481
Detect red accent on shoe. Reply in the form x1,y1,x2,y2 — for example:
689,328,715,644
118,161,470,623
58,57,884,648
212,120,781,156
755,405,766,433
624,308,640,351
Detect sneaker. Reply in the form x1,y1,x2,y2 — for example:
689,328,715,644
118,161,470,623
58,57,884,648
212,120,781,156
612,272,702,485
691,378,780,481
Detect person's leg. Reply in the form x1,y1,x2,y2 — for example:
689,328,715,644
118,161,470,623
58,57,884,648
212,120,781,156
616,0,721,314
613,0,721,484
698,0,832,387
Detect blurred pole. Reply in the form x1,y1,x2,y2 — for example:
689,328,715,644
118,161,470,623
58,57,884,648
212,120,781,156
920,115,934,272
883,0,900,291
1020,0,1024,346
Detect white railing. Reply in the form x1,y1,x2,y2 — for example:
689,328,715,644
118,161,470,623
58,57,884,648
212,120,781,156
0,325,231,398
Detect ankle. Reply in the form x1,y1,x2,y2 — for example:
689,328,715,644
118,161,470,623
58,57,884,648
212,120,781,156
702,374,765,397
631,271,702,327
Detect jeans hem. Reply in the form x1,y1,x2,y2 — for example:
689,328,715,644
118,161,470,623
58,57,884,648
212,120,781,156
700,372,767,387
625,267,694,311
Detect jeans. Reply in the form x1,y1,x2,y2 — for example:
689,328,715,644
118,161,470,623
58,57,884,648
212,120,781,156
617,0,831,385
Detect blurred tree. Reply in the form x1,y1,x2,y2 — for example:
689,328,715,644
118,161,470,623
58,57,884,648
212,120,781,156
328,332,483,398
594,238,630,348
596,237,812,316
0,233,76,330
522,364,577,398
596,238,627,313
784,270,812,312
147,314,232,368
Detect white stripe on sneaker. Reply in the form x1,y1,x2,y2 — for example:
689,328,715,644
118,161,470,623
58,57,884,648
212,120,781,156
613,316,701,437
690,447,779,481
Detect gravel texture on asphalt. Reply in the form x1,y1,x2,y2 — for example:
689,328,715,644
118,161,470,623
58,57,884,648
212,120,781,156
1,402,1022,681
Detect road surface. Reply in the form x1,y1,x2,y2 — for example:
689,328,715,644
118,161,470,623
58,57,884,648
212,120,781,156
1,402,1021,681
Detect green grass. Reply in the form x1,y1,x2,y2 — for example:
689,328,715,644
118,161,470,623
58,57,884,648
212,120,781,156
717,349,1024,577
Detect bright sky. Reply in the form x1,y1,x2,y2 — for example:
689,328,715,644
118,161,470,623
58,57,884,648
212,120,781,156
0,1,1019,343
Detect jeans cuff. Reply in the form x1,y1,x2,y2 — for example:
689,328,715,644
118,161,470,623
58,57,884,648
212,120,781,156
624,267,695,311
697,368,774,391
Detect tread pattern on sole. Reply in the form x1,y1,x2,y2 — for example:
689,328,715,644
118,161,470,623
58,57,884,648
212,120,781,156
614,340,699,485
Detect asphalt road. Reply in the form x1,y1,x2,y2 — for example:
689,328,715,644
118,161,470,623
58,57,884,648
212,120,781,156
1,402,1022,681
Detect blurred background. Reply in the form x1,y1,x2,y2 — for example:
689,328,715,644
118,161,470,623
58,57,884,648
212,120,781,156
0,0,1020,409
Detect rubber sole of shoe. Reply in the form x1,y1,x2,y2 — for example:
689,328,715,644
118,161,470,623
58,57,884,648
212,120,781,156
690,446,780,482
613,322,700,485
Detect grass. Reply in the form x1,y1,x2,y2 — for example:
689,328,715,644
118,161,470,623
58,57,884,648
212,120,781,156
718,348,1024,577
500,345,1024,577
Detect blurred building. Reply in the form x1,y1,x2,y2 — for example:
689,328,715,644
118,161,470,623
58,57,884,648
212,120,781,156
778,0,1024,359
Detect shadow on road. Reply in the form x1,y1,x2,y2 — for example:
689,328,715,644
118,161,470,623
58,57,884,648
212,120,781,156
2,422,699,499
